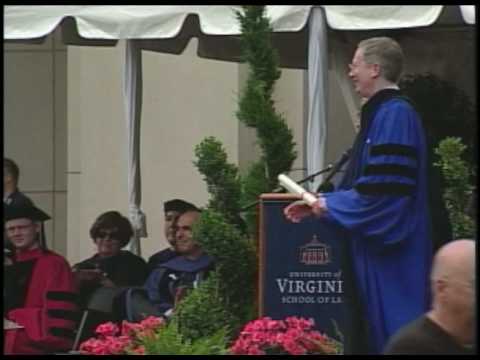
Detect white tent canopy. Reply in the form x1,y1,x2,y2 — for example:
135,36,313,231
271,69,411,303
5,5,475,40
4,5,475,254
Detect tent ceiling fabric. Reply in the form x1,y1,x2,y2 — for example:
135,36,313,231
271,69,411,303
5,5,475,40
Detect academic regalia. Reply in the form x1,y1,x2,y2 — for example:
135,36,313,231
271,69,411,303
4,248,79,354
73,250,149,308
147,248,178,273
4,203,79,354
322,89,432,354
144,254,214,314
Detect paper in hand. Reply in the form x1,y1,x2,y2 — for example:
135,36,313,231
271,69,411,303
4,318,24,330
278,174,317,205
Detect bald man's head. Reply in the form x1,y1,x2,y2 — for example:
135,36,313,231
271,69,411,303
429,239,476,344
431,239,475,285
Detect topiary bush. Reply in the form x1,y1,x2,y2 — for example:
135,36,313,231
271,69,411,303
174,5,297,345
434,137,475,239
236,6,297,233
176,139,256,341
175,273,236,341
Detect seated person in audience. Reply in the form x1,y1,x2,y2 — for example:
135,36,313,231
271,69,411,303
384,239,475,355
123,209,214,321
147,199,199,272
73,211,149,308
4,204,79,355
4,158,35,253
3,158,34,207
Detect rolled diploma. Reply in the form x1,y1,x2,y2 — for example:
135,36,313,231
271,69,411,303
278,174,318,206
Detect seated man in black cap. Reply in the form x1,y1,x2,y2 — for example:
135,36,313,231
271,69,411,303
147,199,199,273
120,208,214,322
3,204,79,354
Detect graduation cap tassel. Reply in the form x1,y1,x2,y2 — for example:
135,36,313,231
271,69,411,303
39,223,47,250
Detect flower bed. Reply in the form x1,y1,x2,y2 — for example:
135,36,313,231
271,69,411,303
79,315,342,355
230,316,342,355
79,316,164,355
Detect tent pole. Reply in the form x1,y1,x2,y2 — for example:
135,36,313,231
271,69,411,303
306,6,329,193
123,39,147,256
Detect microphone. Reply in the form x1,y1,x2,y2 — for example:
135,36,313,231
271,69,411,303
316,149,351,193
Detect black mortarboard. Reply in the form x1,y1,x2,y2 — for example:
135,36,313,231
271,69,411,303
163,199,198,213
4,203,51,223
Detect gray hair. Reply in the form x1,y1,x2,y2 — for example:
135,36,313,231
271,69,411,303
358,37,404,83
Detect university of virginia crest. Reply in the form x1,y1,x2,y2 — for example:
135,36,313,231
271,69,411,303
299,235,331,265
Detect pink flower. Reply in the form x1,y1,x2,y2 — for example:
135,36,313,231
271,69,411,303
230,340,246,354
104,336,127,354
79,338,99,353
228,316,339,355
121,320,144,337
282,340,306,355
79,317,167,355
247,345,265,355
139,316,164,330
83,339,113,355
285,316,314,331
95,322,119,337
266,319,285,331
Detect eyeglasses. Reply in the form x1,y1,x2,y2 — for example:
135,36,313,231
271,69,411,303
96,230,121,241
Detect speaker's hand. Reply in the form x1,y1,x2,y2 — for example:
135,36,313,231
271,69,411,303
284,199,313,223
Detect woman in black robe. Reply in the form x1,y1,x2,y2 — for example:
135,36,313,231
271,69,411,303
73,211,148,306
72,211,148,342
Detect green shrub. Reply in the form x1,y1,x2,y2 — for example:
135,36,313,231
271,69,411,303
140,318,228,355
175,273,236,341
176,6,297,346
400,73,477,248
434,137,475,238
194,137,245,231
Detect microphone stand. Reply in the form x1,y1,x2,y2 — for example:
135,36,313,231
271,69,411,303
240,164,334,212
316,149,351,193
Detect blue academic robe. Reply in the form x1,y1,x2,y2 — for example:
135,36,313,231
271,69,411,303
144,254,214,314
322,89,432,354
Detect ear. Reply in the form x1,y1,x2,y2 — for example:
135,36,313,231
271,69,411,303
370,63,381,79
434,278,448,300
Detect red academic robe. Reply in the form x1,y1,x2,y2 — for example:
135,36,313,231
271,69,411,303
4,248,79,354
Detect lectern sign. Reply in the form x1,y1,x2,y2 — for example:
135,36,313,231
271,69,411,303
299,235,331,265
259,195,348,343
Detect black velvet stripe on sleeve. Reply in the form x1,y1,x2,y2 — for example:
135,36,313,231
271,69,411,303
370,144,417,159
355,182,415,196
49,327,76,339
47,309,81,322
46,291,78,304
364,164,417,179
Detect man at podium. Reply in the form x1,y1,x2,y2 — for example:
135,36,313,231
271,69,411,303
284,37,432,354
